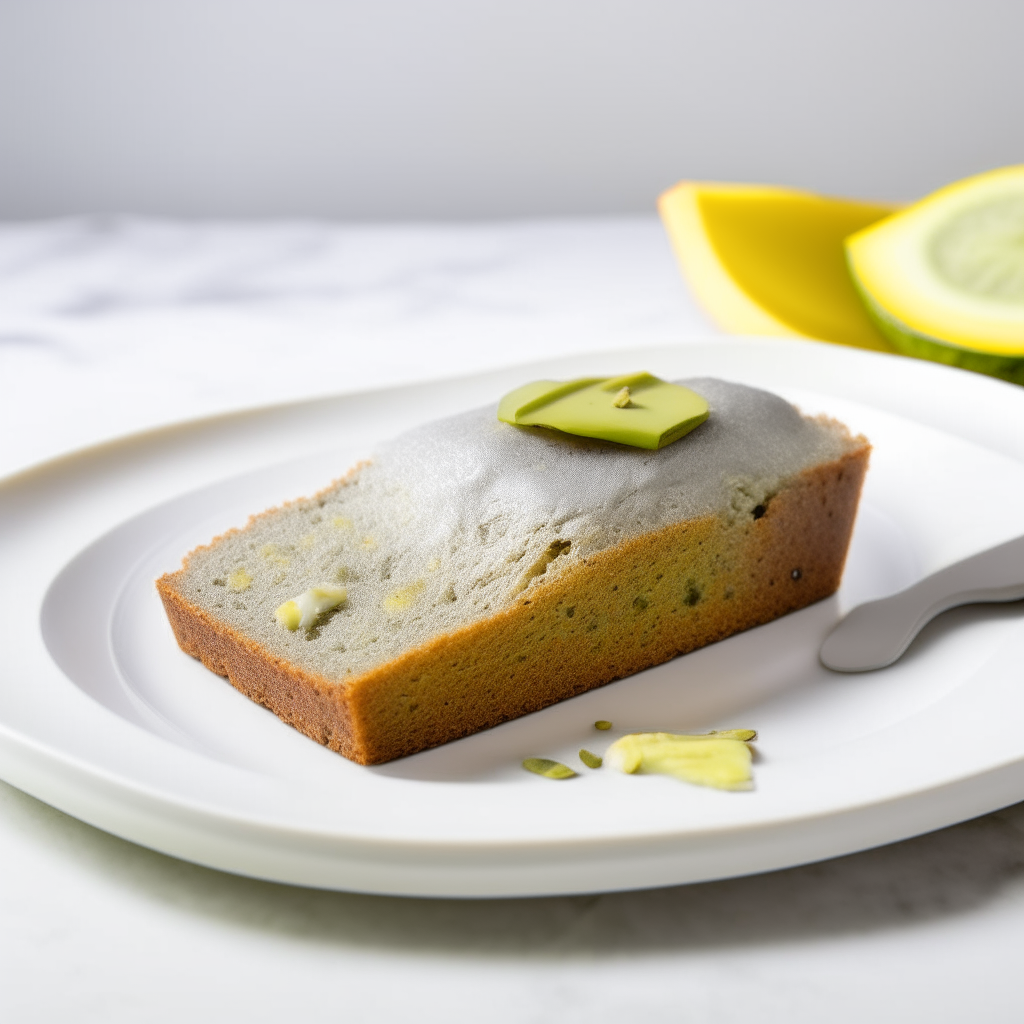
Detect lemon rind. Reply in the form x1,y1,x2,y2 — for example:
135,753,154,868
849,271,1024,384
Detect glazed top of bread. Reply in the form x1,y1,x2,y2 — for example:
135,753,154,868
171,378,862,681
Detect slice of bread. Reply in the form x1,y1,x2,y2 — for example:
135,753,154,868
157,378,869,764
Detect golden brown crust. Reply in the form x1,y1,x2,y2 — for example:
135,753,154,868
157,444,869,765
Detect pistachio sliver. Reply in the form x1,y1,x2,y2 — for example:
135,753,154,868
707,728,757,742
579,749,603,769
522,758,577,779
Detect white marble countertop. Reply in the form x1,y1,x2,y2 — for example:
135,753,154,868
3,216,1024,1022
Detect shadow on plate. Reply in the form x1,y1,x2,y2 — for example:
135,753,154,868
6,777,1024,959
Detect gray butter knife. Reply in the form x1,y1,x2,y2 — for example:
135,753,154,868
820,533,1024,672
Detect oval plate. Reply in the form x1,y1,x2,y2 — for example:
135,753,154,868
3,338,1024,897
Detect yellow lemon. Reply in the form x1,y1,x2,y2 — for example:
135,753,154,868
659,180,895,351
846,165,1024,384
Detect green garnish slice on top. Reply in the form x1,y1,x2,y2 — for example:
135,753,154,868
497,373,709,450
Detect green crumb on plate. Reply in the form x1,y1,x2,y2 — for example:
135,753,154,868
594,720,612,731
579,749,603,769
522,758,577,779
708,728,758,742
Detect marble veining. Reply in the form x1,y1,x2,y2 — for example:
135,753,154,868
0,216,710,477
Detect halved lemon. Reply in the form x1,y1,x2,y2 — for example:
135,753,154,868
845,165,1024,383
658,181,896,351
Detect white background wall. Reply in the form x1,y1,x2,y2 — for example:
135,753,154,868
0,0,1021,219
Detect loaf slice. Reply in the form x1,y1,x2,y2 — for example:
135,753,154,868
157,378,869,765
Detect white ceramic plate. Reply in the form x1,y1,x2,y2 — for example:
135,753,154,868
3,339,1024,898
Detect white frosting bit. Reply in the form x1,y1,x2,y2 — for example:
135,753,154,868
296,587,347,629
275,586,347,630
179,378,859,680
